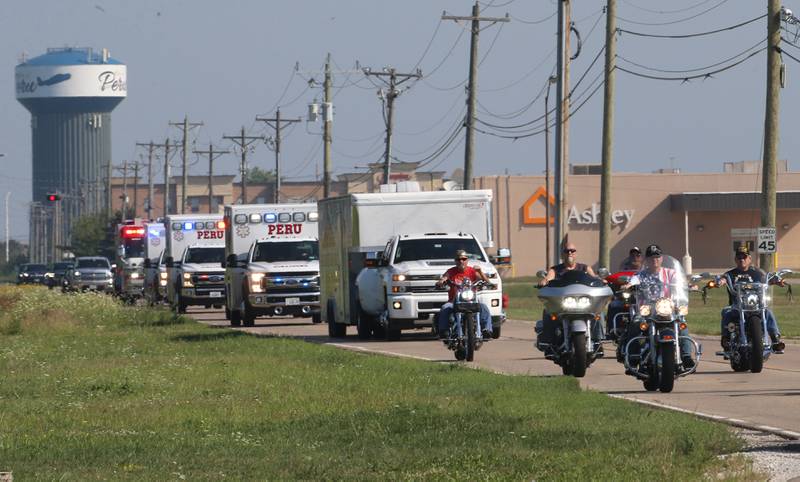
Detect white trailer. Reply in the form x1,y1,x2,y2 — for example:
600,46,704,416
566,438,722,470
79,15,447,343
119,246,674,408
223,203,320,326
319,190,505,340
163,214,225,313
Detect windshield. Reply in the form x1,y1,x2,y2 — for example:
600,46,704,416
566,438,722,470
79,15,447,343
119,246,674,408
22,264,47,273
394,238,486,263
184,247,226,264
547,270,605,288
122,238,146,258
252,241,318,263
632,255,688,305
77,259,110,269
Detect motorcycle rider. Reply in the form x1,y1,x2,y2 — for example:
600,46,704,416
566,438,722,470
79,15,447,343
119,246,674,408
435,249,493,340
536,242,604,346
621,244,696,369
619,246,643,271
717,245,784,352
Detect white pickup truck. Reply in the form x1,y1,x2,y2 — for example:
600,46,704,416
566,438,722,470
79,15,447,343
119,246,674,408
223,203,320,327
163,214,225,313
319,190,505,340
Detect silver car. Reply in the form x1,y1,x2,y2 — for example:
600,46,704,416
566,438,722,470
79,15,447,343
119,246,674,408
63,256,114,292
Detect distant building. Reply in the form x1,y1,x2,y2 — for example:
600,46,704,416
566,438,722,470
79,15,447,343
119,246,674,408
723,159,789,173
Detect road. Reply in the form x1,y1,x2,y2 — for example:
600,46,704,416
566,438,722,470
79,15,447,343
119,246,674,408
190,309,800,438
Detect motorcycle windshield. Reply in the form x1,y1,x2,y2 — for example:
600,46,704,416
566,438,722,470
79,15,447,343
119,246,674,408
633,255,689,306
546,269,605,288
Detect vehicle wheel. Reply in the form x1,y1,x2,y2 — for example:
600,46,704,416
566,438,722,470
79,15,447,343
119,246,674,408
571,332,587,378
731,353,749,372
464,313,476,361
327,303,346,338
242,302,256,327
383,321,401,341
356,303,373,340
372,323,386,339
659,344,676,393
312,313,322,324
491,324,502,339
224,306,231,320
455,347,467,361
748,316,764,373
561,363,571,376
230,308,242,327
643,376,659,392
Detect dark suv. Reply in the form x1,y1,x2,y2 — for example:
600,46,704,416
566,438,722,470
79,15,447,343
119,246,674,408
46,261,74,289
17,263,48,285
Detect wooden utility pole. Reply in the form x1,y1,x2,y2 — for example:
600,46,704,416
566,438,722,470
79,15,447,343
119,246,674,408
323,53,333,198
363,66,422,186
599,0,616,270
223,127,262,204
162,139,172,218
193,143,230,213
256,109,301,203
545,76,557,268
120,160,129,220
105,158,112,216
136,141,158,220
443,2,509,190
131,161,140,219
554,0,572,261
762,0,781,270
169,115,203,214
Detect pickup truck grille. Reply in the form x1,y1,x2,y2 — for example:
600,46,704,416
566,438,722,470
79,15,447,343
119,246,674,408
81,272,111,281
264,272,320,292
407,285,446,294
191,273,225,287
405,274,440,281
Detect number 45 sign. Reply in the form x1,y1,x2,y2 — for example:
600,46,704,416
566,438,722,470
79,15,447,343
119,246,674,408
757,227,777,253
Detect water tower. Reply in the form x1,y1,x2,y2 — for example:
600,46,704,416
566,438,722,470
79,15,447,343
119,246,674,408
15,47,126,260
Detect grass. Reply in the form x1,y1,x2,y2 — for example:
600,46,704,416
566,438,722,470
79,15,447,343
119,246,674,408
505,280,800,337
0,286,748,480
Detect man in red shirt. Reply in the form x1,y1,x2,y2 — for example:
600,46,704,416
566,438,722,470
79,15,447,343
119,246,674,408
435,249,492,339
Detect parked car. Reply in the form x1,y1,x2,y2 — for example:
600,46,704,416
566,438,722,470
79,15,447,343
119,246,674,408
45,261,74,289
17,263,48,285
63,257,114,292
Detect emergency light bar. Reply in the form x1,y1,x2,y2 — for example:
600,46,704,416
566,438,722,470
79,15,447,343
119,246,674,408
121,226,145,238
233,212,319,225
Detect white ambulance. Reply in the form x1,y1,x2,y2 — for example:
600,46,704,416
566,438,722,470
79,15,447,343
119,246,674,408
223,203,319,327
142,222,167,305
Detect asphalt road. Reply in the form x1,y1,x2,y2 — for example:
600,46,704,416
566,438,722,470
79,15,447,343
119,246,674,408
189,309,800,438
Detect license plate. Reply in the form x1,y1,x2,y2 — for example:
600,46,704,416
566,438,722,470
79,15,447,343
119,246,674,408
285,297,300,305
209,291,222,298
89,285,97,290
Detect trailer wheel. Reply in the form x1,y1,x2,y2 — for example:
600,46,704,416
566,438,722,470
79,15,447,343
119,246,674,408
327,301,346,338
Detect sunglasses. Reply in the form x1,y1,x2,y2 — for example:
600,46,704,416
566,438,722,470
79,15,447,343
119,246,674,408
736,255,749,260
562,249,577,254
458,257,468,261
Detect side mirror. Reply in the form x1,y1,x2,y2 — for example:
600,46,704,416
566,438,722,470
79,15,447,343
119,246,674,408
143,258,152,269
690,274,702,283
377,255,389,267
165,256,174,268
226,254,238,269
778,268,793,277
597,267,610,278
535,270,547,279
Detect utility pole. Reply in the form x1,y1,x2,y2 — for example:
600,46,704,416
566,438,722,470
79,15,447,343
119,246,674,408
162,139,172,218
323,53,333,198
545,76,557,269
554,0,572,261
256,109,301,203
363,67,423,186
223,127,262,204
136,141,158,220
120,160,129,220
193,143,230,213
131,161,141,219
5,191,10,263
169,115,203,214
443,2,509,190
599,0,616,270
762,0,781,270
105,158,112,216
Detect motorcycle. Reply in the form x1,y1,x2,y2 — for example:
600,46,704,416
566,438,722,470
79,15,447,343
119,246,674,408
709,268,792,373
623,255,701,393
440,278,490,362
535,270,613,377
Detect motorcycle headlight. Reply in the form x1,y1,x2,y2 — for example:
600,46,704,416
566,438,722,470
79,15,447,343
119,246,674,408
638,305,651,317
745,294,759,307
129,272,140,280
621,292,631,299
459,289,475,302
678,304,689,316
561,296,578,310
74,271,81,277
727,322,737,333
249,272,265,293
576,296,592,310
655,298,673,318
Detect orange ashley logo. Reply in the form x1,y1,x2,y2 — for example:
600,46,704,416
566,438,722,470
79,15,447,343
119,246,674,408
522,186,555,225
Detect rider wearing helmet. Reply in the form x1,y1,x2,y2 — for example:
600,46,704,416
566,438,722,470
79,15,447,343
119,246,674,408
622,244,696,369
435,249,493,340
717,245,784,352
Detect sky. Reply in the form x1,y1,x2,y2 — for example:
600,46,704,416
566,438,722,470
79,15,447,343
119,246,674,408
2,0,799,244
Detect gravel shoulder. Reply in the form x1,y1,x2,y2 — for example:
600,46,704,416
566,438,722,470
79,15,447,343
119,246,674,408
729,430,800,481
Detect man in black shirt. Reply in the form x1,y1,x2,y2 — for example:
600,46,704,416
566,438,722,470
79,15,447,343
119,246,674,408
718,246,783,351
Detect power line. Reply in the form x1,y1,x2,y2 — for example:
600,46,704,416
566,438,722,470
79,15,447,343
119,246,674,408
615,0,732,27
617,36,767,74
620,0,716,15
618,13,765,39
615,47,766,81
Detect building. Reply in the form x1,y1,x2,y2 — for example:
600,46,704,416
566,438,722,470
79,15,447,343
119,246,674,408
16,47,126,263
476,170,800,276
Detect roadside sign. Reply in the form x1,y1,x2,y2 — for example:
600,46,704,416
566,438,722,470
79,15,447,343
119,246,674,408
757,227,776,253
731,228,758,238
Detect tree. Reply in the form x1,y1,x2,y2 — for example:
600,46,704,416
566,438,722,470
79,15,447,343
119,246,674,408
246,166,276,184
71,213,115,259
0,239,28,275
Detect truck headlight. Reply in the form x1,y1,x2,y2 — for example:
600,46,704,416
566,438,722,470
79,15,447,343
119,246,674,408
655,298,673,318
486,271,498,279
159,272,168,280
250,273,265,293
182,272,194,287
74,271,81,277
392,274,406,282
678,305,689,316
129,272,140,280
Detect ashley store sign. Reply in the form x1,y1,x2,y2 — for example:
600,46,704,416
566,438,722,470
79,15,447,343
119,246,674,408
522,186,634,228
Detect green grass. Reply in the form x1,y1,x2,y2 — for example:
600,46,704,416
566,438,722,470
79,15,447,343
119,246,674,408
505,280,800,338
0,286,747,480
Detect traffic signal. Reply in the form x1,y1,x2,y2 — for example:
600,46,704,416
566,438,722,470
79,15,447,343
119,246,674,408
46,193,61,202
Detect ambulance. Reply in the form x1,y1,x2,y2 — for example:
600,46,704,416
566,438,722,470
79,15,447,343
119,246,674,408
142,222,167,305
113,220,147,302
